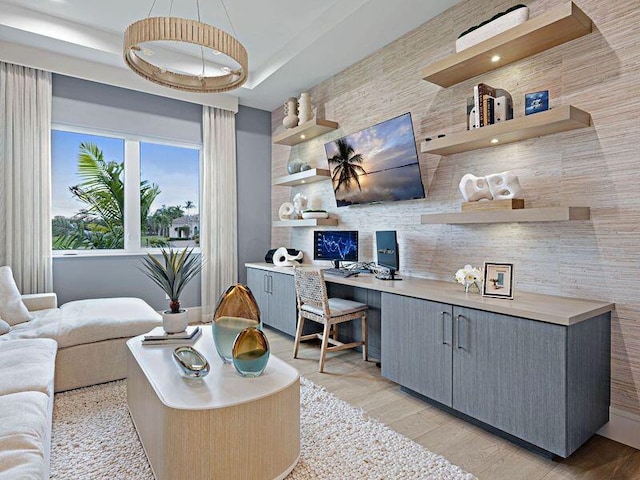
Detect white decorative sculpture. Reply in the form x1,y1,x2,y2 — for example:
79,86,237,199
485,171,523,200
459,173,492,202
282,97,299,129
278,202,294,220
272,247,303,267
292,193,308,218
298,92,314,124
459,171,523,202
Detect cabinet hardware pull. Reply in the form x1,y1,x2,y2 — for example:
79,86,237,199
456,314,464,349
441,311,449,345
263,274,268,293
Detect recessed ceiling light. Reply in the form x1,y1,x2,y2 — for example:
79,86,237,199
301,180,306,184
221,66,231,73
490,138,499,144
141,47,154,56
491,55,501,62
300,134,306,139
212,50,222,55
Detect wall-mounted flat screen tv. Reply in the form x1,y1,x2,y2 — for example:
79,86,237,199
324,112,425,207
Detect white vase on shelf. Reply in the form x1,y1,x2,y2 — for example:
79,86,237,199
298,92,314,124
283,97,299,129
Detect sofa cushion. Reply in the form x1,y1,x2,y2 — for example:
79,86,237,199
0,391,49,480
0,308,62,343
0,298,161,349
0,339,57,397
0,319,9,336
55,297,162,348
0,266,32,326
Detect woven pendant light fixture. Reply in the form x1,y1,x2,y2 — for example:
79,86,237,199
124,0,247,93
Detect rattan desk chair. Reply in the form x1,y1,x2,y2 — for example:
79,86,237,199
293,267,368,372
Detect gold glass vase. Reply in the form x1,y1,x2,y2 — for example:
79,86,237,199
232,327,270,377
212,284,261,363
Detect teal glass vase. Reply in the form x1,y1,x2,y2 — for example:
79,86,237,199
232,327,270,377
212,284,261,363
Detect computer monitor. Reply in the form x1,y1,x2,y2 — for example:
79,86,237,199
314,231,358,268
376,230,400,280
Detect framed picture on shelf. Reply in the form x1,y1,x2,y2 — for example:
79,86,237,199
482,262,514,299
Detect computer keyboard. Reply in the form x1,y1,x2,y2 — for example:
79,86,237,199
322,268,359,278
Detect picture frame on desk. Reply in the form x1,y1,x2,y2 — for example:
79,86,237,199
482,262,514,299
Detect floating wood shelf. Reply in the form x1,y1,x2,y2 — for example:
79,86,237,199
422,2,592,87
273,118,339,146
420,106,590,155
420,206,590,224
273,218,338,228
273,168,331,187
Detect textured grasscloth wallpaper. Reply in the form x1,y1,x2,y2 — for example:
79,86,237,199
271,0,640,415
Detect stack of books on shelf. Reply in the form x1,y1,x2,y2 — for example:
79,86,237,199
467,83,513,129
142,326,202,345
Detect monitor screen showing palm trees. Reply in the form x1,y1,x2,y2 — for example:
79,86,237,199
325,113,425,207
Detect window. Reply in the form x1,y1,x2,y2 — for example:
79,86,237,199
52,130,126,250
51,128,200,253
140,142,200,248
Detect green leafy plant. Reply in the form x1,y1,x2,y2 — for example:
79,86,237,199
139,248,202,313
53,142,160,249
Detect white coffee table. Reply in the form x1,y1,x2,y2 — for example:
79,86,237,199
126,325,300,480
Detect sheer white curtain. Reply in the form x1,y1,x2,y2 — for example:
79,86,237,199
0,62,52,293
201,106,237,320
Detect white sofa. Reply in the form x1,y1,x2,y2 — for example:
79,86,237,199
0,294,162,479
2,294,162,392
0,339,56,480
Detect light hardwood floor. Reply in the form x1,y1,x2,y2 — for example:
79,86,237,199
265,327,640,480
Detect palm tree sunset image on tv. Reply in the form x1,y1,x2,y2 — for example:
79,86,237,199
325,113,425,207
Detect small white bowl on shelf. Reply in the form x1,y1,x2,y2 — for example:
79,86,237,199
301,211,329,219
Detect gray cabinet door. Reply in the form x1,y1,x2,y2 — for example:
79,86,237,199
452,306,567,454
246,268,270,325
381,293,453,407
269,272,298,336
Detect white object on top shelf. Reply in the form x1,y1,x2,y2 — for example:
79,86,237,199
456,6,529,52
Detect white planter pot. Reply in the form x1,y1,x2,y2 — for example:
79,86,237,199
162,309,189,334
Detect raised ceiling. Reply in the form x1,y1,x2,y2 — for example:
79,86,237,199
0,0,461,111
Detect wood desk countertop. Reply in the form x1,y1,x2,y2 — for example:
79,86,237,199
245,263,614,326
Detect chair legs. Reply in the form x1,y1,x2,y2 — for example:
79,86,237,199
293,314,305,359
319,324,331,373
294,311,368,373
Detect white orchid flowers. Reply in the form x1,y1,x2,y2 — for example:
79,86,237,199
455,265,483,293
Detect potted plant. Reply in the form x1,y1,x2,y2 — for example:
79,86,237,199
140,248,202,333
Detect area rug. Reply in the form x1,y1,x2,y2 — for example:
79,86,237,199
51,378,476,480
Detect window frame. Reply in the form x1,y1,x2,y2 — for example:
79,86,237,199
51,124,202,257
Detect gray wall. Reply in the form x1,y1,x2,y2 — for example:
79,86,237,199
51,76,271,306
236,105,272,283
52,74,202,143
52,255,201,311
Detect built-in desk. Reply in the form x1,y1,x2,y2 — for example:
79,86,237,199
246,262,613,326
245,262,614,458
